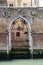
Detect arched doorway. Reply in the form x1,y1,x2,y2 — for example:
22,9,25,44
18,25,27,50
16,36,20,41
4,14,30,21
8,15,33,55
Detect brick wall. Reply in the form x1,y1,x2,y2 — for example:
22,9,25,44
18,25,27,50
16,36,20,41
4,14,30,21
32,33,43,47
0,33,7,48
11,31,29,49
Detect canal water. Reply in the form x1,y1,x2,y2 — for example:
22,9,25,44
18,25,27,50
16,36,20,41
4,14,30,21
0,59,43,65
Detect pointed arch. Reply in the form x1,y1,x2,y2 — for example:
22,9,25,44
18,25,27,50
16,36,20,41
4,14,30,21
8,15,33,53
9,15,32,31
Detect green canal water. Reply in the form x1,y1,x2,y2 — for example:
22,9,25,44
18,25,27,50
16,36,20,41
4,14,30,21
0,59,43,65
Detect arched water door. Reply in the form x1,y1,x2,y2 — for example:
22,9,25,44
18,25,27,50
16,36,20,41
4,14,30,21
11,18,29,49
8,15,33,55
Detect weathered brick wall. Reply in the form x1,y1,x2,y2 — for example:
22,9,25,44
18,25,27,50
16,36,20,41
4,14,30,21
0,8,43,33
0,33,7,48
32,33,43,47
0,8,43,49
11,31,29,48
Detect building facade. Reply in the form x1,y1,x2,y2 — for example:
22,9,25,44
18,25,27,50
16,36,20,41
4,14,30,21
0,7,43,56
0,0,7,6
0,0,43,7
0,0,43,58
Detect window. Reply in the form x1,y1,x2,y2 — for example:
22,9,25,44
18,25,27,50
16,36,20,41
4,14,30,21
23,3,27,7
9,4,13,6
24,32,28,37
24,32,28,34
16,32,20,37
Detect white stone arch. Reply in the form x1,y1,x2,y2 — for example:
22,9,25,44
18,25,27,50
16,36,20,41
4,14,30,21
8,15,33,54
